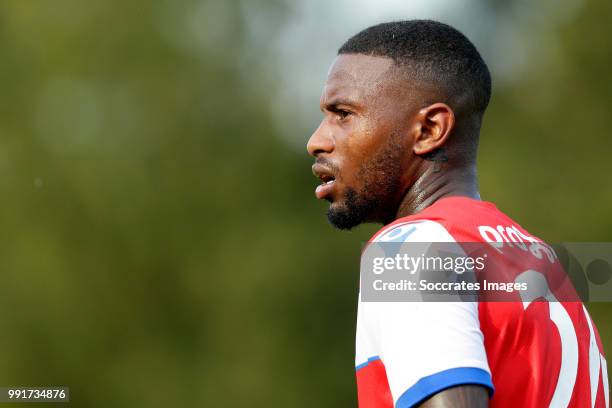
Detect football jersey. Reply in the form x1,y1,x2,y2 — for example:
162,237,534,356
355,196,609,407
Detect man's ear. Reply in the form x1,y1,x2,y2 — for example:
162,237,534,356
412,103,455,156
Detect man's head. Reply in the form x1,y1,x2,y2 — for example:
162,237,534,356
307,20,491,230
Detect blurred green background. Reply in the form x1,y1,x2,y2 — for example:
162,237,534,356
0,0,610,406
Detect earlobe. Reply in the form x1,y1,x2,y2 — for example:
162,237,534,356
412,103,455,156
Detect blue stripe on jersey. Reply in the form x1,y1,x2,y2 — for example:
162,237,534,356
355,356,381,372
396,367,494,408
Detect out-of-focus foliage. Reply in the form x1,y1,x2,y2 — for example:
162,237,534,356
0,0,609,406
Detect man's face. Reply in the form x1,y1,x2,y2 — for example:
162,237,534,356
307,54,418,229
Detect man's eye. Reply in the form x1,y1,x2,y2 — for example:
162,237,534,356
336,110,351,120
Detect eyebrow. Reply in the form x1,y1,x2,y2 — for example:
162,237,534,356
320,97,361,112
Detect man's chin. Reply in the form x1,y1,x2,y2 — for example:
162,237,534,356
324,186,381,230
326,203,365,230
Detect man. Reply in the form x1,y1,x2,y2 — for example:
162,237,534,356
307,20,608,407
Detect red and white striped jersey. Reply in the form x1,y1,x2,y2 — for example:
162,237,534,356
356,196,609,407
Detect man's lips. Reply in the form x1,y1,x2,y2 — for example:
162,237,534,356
315,179,336,199
312,163,337,200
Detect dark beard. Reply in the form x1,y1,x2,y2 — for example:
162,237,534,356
327,132,403,230
327,187,378,230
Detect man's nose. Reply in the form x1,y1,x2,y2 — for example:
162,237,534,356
307,122,335,157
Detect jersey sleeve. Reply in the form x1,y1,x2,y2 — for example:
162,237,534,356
370,220,494,407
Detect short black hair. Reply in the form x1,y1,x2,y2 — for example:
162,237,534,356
338,20,491,121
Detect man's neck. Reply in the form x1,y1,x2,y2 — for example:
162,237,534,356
393,164,480,221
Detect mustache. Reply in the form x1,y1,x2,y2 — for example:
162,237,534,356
314,157,340,177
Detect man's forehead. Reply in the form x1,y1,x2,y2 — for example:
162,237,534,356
321,54,396,101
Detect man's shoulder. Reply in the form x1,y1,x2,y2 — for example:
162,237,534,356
370,196,537,244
